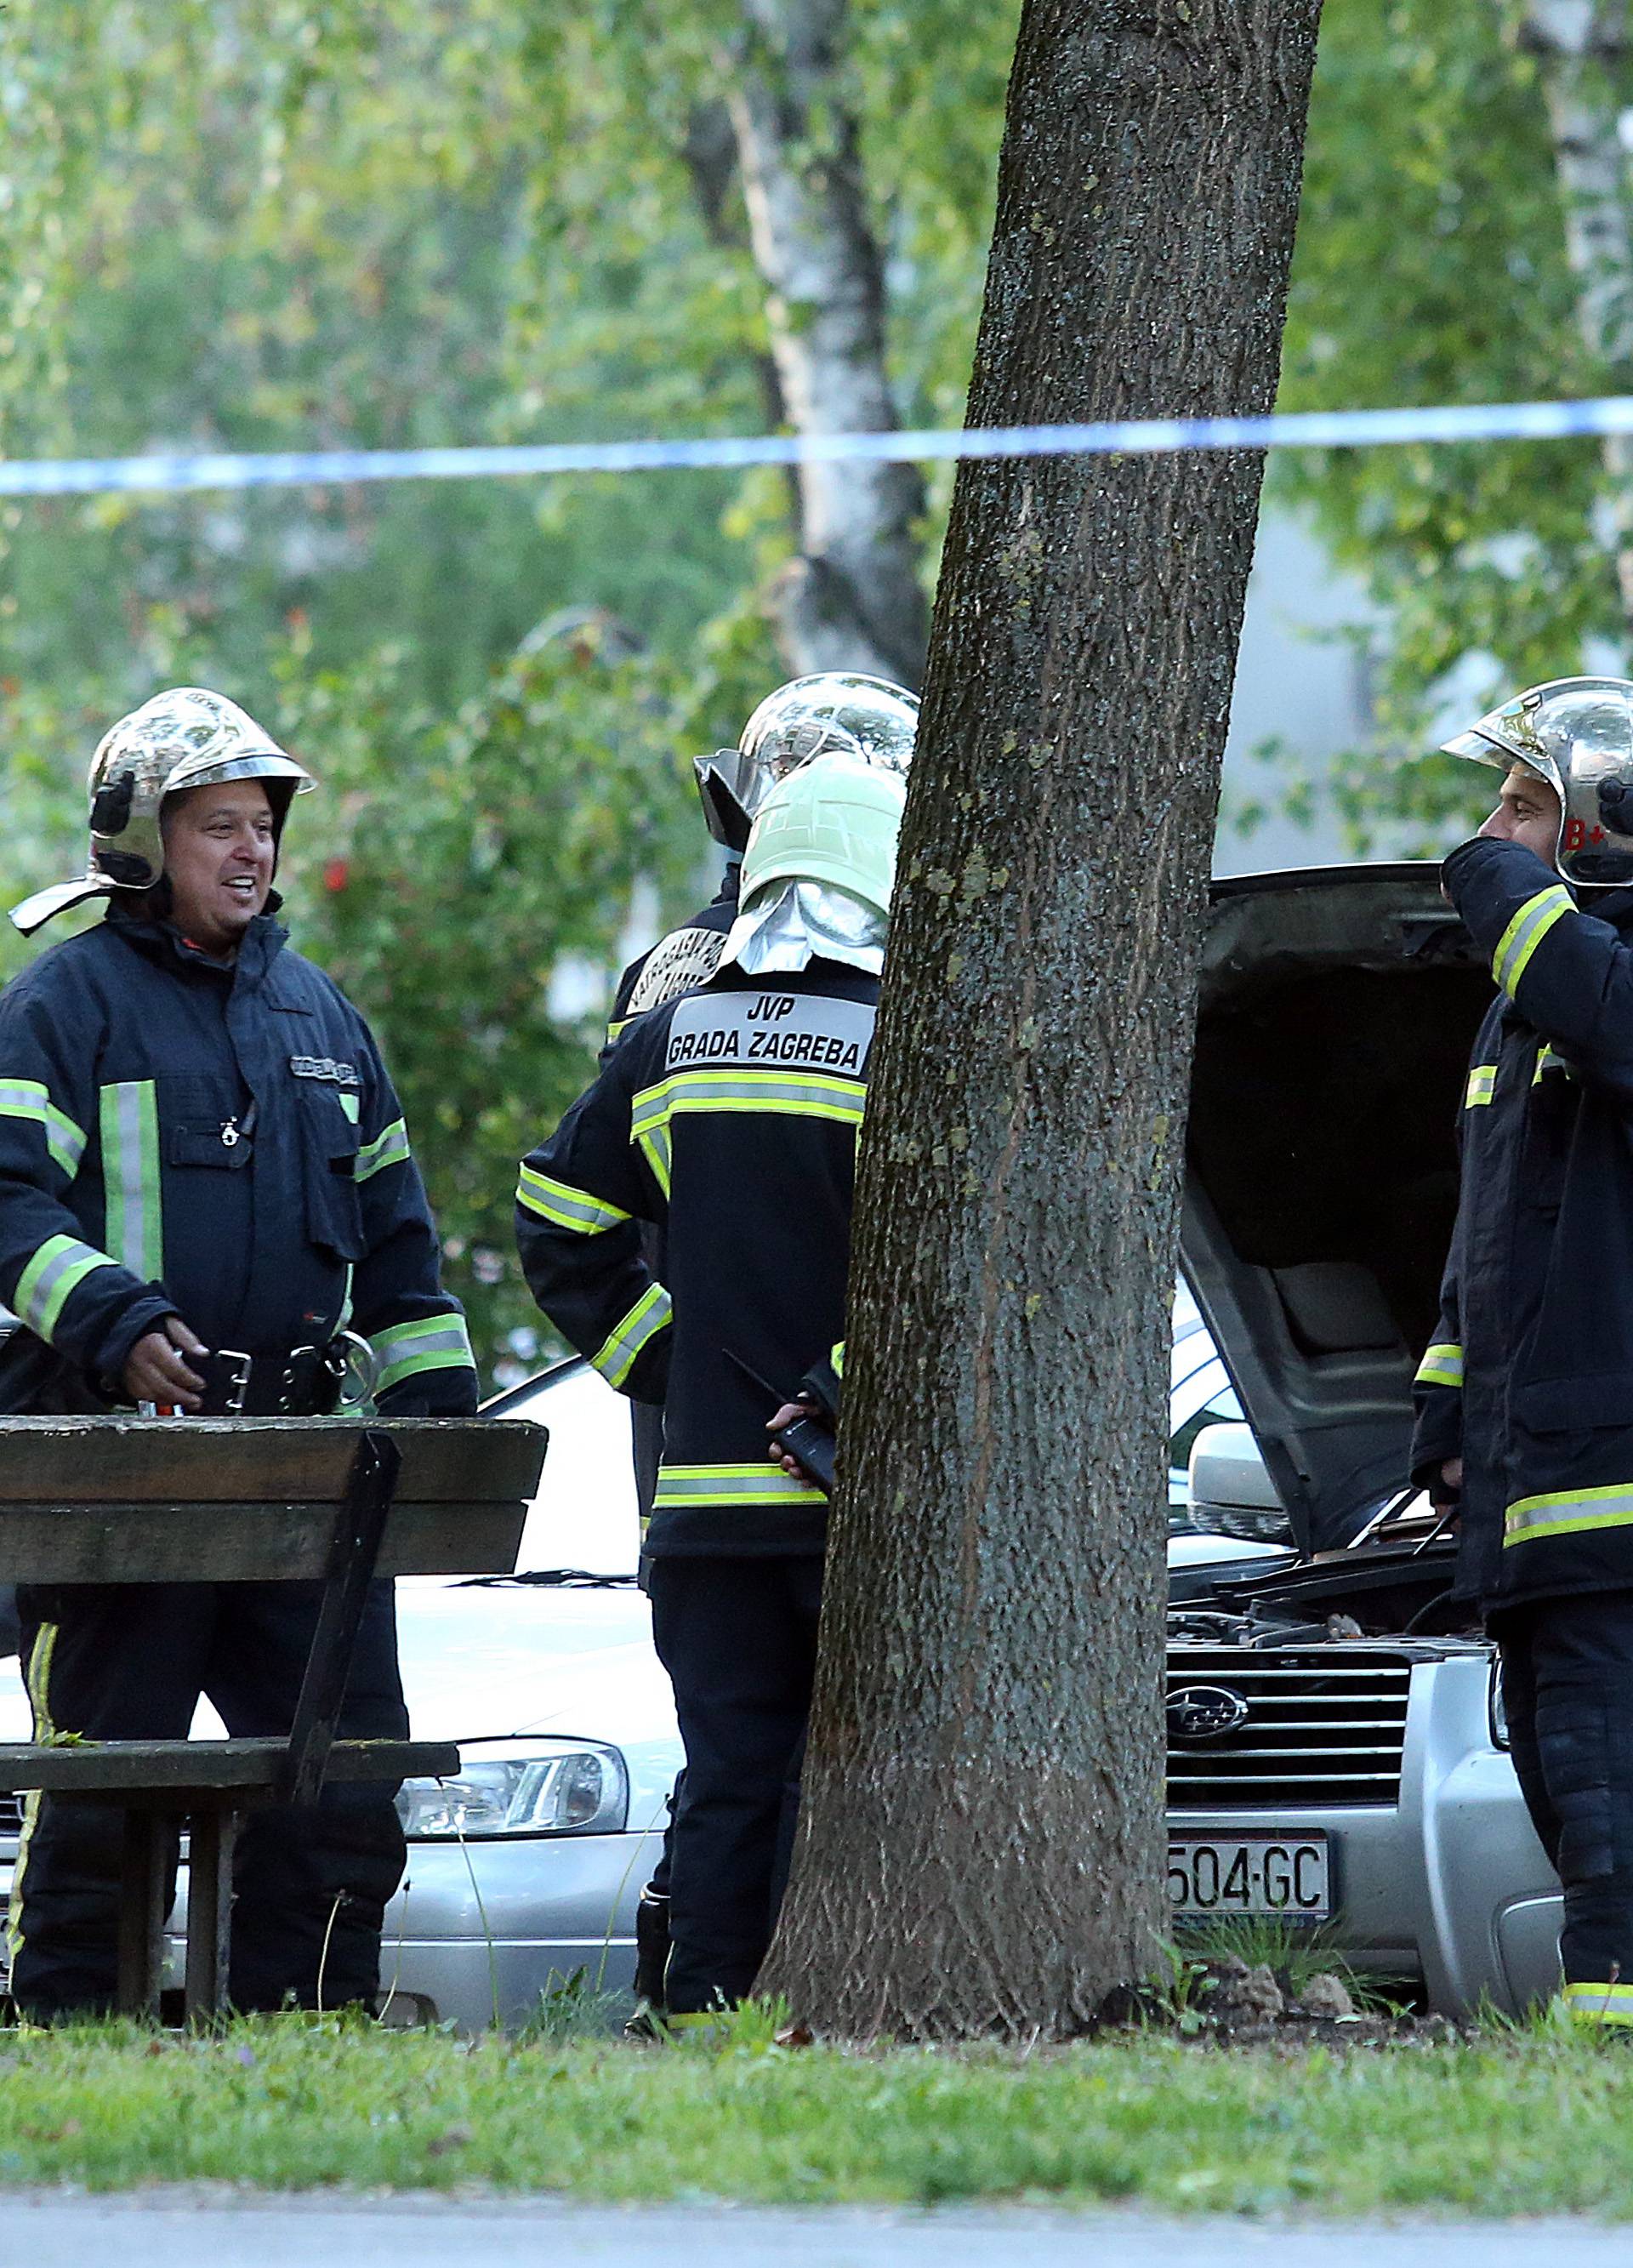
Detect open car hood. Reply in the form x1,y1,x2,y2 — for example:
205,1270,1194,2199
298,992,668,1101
1182,863,1491,1558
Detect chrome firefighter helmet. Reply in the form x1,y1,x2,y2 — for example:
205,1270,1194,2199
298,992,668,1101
694,672,918,854
1442,676,1633,888
722,749,909,977
10,687,315,936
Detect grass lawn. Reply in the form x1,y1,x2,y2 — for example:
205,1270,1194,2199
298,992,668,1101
2,2010,1633,2210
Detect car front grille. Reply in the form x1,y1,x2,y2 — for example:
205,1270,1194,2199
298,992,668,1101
1167,1645,1412,1809
0,1789,24,1838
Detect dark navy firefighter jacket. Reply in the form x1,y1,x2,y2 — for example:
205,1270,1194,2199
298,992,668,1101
516,961,873,1558
0,905,478,1413
1411,835,1633,1614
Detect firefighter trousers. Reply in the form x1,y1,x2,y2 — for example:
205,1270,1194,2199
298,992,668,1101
8,1578,408,2020
1497,1588,1633,2023
646,1554,822,2014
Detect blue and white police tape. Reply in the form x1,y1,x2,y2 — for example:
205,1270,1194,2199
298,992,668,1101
7,391,1633,499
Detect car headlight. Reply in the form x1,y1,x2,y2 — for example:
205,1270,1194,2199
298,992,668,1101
395,1738,629,1839
1488,1656,1510,1750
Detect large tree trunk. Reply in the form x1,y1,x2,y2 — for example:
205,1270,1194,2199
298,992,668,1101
757,0,1323,2042
1516,1,1633,630
724,0,930,684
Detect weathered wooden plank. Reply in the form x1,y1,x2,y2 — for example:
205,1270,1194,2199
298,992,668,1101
0,1499,526,1583
0,1416,547,1506
0,1737,460,1792
183,1808,236,2026
117,1809,173,2020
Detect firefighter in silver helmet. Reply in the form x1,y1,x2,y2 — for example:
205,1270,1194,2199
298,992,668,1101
609,673,918,1034
0,687,477,2020
519,749,908,2015
11,686,316,936
603,672,915,2016
1412,674,1633,2027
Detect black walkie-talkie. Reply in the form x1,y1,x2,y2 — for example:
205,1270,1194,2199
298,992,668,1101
723,1348,837,1497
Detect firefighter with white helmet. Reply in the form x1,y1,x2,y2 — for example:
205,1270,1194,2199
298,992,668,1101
609,672,917,1034
0,687,478,2020
518,748,908,2014
1414,674,1633,2026
606,675,916,2009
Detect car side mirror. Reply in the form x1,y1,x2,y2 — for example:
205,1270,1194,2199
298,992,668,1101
1187,1422,1293,1545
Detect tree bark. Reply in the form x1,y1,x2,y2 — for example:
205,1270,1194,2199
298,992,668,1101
757,0,1323,2042
1516,0,1633,630
724,0,930,684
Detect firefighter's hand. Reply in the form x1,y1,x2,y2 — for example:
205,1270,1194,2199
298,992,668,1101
767,1399,816,1481
1430,1456,1464,1525
123,1317,209,1410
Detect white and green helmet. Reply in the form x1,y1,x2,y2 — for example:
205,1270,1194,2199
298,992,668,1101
738,749,908,918
723,749,908,978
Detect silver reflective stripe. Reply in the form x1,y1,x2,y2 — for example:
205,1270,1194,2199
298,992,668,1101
0,1081,86,1177
515,1165,629,1234
14,1234,122,1342
99,1080,162,1280
591,1284,672,1389
653,1462,826,1509
638,1068,866,1118
1505,1484,1633,1547
1492,884,1573,999
373,1312,475,1393
356,1118,410,1183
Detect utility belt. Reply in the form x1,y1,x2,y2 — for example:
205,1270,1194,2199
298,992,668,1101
158,1333,377,1418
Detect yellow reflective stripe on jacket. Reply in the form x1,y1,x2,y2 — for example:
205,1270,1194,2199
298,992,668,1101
1533,1046,1573,1086
592,1282,672,1389
1492,883,1573,1000
1505,1482,1633,1548
634,1119,673,1200
830,1340,845,1380
1564,1980,1633,2025
1414,1342,1464,1391
654,1461,828,1510
14,1234,122,1343
99,1079,162,1280
515,1164,631,1235
0,1081,86,1177
632,1066,866,1137
356,1117,411,1183
372,1311,475,1394
1465,1065,1496,1108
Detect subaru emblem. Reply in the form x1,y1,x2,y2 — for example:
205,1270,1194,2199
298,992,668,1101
1167,1683,1250,1743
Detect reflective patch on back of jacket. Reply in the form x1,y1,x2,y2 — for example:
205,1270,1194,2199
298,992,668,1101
664,989,874,1078
623,924,729,1017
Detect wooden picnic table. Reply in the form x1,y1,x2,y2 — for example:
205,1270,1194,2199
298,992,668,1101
0,1414,547,2026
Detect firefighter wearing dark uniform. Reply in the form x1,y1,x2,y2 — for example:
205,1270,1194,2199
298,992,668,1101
518,749,906,2011
1413,676,1633,2028
1,687,479,2019
605,677,918,2009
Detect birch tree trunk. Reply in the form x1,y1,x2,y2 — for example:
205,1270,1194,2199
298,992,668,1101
757,0,1323,2042
725,0,930,683
1516,0,1633,629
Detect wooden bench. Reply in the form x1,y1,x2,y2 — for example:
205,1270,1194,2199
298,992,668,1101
0,1415,546,2025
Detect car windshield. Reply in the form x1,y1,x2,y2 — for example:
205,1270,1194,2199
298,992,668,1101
488,1282,1243,1580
